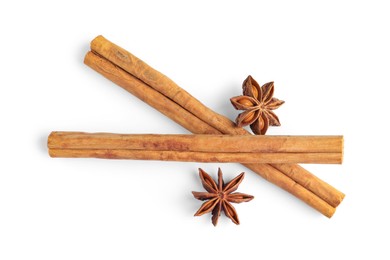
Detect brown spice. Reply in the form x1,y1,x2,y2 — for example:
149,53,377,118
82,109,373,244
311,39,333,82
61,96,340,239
48,132,343,164
192,168,254,226
230,75,285,135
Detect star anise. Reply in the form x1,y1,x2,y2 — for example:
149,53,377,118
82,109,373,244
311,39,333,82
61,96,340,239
230,75,285,135
192,168,254,226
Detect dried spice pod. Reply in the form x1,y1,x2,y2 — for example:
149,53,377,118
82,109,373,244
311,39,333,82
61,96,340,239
192,168,254,226
231,75,285,135
231,96,260,126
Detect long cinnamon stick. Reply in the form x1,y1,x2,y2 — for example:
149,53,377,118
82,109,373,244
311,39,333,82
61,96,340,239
88,36,345,209
84,51,337,217
48,132,343,164
49,132,343,154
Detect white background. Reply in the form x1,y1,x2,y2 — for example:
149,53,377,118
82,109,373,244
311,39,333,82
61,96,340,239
1,0,389,259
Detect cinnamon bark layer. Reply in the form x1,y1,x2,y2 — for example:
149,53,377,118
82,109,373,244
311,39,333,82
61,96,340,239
49,149,342,164
85,40,345,217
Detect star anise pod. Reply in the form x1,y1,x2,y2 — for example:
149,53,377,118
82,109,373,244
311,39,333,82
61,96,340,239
230,75,285,135
192,168,254,226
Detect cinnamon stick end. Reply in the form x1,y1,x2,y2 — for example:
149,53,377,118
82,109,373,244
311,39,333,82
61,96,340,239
90,35,106,48
47,131,57,149
47,148,56,158
325,206,336,218
83,51,94,66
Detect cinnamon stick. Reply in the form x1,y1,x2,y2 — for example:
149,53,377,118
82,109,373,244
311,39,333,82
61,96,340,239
84,51,339,217
49,132,343,153
48,132,343,164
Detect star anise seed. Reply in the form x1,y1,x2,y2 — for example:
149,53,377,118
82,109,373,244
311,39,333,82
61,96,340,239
192,168,254,226
230,75,285,135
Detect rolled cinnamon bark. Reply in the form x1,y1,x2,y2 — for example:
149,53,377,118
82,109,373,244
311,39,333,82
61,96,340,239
91,35,240,134
84,50,340,217
48,132,343,164
49,132,343,154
